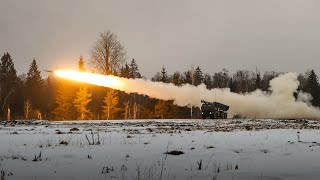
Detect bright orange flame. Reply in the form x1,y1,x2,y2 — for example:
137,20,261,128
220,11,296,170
54,69,124,89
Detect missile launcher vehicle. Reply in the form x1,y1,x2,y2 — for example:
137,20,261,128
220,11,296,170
201,100,229,119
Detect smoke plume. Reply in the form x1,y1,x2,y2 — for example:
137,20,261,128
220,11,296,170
55,70,320,119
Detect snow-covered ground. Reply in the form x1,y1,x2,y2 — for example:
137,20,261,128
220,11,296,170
0,119,320,180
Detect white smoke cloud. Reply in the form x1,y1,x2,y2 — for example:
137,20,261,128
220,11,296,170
114,72,320,119
297,92,313,104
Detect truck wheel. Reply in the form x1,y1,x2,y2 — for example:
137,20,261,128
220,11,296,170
223,113,227,119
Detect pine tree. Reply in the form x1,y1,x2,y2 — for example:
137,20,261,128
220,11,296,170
151,72,161,82
15,75,26,119
78,55,85,71
0,53,17,119
120,63,130,78
155,100,167,119
25,58,43,116
297,73,308,91
155,100,177,119
129,58,141,78
255,73,262,90
194,66,204,86
228,78,237,92
261,71,278,91
212,72,223,88
74,86,92,120
53,81,76,120
44,74,58,120
203,73,212,89
222,69,230,88
183,70,193,84
303,70,320,107
172,72,183,86
160,66,168,83
102,89,121,119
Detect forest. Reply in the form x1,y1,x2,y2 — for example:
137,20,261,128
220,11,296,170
1,30,320,121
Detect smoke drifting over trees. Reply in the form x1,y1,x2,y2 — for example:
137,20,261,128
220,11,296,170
1,30,320,120
57,70,320,119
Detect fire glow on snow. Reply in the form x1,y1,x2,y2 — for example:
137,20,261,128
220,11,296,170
54,69,320,119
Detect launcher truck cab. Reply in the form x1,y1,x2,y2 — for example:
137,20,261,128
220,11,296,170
201,100,229,119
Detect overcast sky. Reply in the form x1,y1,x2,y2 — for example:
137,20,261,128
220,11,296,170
1,0,320,78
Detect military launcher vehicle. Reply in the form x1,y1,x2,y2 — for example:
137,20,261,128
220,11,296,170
201,100,229,119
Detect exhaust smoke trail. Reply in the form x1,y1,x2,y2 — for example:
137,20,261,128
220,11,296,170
55,70,320,119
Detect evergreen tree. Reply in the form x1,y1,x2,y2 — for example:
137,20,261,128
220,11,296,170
78,55,85,71
154,67,177,118
0,53,17,119
129,58,141,78
261,71,278,91
183,70,193,84
53,81,76,120
203,73,212,89
303,70,320,107
151,72,161,82
44,74,58,120
160,66,168,83
89,86,106,119
155,100,177,119
102,89,121,119
194,66,204,86
25,58,43,116
74,86,92,120
255,73,262,90
140,98,157,119
119,62,135,120
212,69,230,88
233,70,250,93
297,72,308,91
120,63,130,78
228,78,237,92
222,68,230,88
15,74,26,119
172,72,183,86
212,72,223,88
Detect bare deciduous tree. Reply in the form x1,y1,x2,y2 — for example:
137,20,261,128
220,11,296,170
133,101,138,120
37,109,42,120
24,99,32,120
90,30,126,75
123,101,130,120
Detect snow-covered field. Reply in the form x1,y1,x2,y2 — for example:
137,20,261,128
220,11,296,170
1,119,320,180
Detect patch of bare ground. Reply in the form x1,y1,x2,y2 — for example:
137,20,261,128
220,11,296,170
164,150,184,156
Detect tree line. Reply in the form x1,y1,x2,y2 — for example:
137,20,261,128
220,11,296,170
1,30,320,120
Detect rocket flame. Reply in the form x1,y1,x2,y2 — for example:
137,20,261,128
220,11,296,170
54,70,124,89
